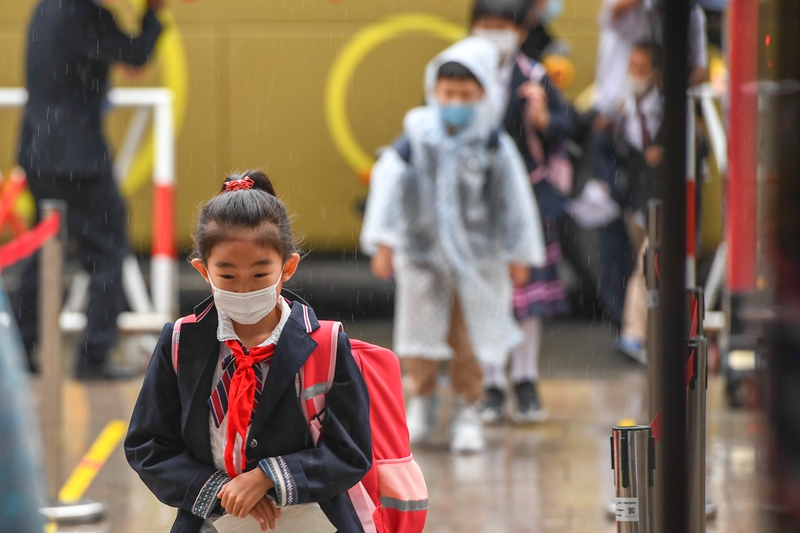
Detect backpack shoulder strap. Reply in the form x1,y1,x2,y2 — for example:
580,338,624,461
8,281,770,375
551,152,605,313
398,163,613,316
171,315,198,375
302,318,343,445
516,54,547,84
392,134,412,164
488,125,503,152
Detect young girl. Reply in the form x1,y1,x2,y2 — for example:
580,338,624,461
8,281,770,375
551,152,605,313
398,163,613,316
125,171,372,533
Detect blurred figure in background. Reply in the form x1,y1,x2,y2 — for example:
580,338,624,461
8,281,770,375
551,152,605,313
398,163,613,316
585,0,707,328
594,0,707,120
520,0,563,62
696,0,728,49
361,37,544,453
613,42,664,362
13,0,164,379
0,285,46,532
471,0,575,423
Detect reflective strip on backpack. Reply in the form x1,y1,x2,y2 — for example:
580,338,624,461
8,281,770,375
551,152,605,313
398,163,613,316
380,498,428,512
376,456,429,512
303,382,329,400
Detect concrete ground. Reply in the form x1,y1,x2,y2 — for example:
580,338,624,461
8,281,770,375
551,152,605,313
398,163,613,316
32,318,761,533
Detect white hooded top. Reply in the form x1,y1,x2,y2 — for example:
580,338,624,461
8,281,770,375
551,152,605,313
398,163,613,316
422,36,505,136
360,37,546,366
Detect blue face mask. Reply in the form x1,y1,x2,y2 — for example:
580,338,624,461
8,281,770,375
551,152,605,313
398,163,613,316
439,104,476,130
538,0,564,24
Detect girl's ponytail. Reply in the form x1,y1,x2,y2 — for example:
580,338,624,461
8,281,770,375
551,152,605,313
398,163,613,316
220,170,277,197
193,170,298,262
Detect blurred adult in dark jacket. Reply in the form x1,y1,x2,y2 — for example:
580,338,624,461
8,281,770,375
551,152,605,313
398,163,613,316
13,0,164,380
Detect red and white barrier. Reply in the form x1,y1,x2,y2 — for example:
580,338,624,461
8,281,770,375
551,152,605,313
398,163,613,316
686,98,697,289
0,87,177,331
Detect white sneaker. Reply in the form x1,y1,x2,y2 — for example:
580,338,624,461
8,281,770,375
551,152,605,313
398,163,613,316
406,396,431,444
450,403,485,454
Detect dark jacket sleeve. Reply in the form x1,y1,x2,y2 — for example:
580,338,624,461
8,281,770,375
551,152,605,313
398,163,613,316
87,8,163,66
124,323,221,516
542,73,576,143
260,332,372,506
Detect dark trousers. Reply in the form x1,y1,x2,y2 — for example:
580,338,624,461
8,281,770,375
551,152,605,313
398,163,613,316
12,175,128,370
597,218,634,327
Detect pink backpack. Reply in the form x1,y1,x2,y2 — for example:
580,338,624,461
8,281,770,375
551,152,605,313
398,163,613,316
170,309,428,533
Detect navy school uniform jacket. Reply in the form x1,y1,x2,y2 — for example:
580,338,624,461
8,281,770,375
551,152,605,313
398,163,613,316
125,294,372,533
503,54,576,220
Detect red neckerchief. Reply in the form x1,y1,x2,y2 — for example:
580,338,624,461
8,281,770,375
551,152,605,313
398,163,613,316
222,340,275,477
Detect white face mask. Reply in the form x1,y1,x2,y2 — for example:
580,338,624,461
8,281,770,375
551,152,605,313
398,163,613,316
628,75,653,98
473,29,519,61
210,275,281,325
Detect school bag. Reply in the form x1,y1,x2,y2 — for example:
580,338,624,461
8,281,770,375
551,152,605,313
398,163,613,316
170,306,428,533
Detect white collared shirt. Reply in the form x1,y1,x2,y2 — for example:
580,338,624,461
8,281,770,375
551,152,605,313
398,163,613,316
622,85,663,152
209,297,292,474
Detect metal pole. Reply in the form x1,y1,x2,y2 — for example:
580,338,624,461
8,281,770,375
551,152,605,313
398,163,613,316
612,426,656,532
39,200,66,501
660,0,690,531
36,201,107,524
766,1,800,528
687,337,708,533
646,201,663,421
687,288,705,338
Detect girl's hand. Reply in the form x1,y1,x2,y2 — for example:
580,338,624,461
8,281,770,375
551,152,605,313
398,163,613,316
249,497,281,531
218,468,275,519
371,245,394,281
509,263,530,288
519,83,550,132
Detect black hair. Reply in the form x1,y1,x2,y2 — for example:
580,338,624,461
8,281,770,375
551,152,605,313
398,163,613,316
436,61,482,87
471,0,533,27
632,41,664,72
192,170,299,262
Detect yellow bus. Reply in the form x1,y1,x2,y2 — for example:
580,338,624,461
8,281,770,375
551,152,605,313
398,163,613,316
0,0,602,252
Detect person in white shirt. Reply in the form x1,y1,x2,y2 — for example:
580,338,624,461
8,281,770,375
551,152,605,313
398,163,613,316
616,42,664,362
569,40,665,341
583,0,706,329
594,0,707,118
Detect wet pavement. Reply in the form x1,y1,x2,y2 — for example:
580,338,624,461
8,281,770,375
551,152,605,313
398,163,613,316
30,318,762,533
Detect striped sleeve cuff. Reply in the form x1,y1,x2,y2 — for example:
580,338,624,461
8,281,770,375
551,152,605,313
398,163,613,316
191,470,230,519
258,456,297,507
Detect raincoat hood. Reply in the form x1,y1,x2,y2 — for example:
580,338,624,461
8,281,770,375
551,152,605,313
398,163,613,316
423,37,503,135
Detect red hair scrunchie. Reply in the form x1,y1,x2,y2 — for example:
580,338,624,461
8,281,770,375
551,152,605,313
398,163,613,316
223,177,255,193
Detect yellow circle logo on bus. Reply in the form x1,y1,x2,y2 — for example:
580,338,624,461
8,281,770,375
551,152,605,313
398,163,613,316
324,14,465,181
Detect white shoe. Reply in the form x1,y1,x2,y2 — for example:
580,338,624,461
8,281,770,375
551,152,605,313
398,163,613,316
406,396,431,444
450,403,485,454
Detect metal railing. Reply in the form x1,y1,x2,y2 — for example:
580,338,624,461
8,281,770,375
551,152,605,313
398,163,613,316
0,87,178,331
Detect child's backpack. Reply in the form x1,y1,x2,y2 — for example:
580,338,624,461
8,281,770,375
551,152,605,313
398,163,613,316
170,309,428,533
304,320,428,533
